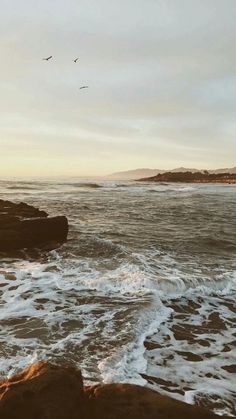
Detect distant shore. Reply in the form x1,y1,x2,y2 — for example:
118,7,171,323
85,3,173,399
137,171,236,183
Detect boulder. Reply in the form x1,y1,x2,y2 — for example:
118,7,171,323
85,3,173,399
0,200,48,218
0,361,229,419
85,383,227,419
0,199,68,251
0,361,84,419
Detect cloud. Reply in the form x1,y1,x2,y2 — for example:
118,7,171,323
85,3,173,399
0,0,236,175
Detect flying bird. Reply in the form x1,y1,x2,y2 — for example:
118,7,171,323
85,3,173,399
79,86,89,90
42,56,52,61
73,58,79,63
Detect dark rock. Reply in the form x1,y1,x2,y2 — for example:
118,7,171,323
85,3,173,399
19,216,68,248
0,361,228,419
0,199,68,252
85,383,226,419
0,361,84,419
137,171,236,183
222,364,236,373
0,200,48,218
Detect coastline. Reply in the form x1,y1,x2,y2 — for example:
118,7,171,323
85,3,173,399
137,171,236,183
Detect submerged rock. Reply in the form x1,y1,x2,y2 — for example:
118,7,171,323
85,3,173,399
0,199,68,251
0,361,229,419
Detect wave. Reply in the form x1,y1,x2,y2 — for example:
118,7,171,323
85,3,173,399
72,183,102,189
6,186,40,190
0,245,235,417
114,184,197,194
72,236,128,259
98,298,171,384
149,186,197,192
0,180,235,417
51,246,236,297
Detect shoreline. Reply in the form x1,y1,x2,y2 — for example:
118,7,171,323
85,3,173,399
0,361,230,418
137,171,236,184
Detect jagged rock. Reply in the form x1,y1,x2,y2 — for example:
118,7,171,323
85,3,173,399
0,200,48,218
0,361,84,419
0,199,68,251
0,361,229,419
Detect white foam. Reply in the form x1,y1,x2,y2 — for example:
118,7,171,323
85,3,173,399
98,294,172,384
0,180,235,416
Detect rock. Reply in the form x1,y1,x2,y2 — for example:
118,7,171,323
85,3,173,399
137,171,236,183
0,361,228,419
0,199,68,251
85,383,226,419
0,200,48,218
0,361,84,419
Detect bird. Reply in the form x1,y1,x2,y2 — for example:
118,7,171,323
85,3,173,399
42,56,52,61
73,58,79,63
79,86,89,90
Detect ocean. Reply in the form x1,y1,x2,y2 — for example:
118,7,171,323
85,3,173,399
0,179,235,416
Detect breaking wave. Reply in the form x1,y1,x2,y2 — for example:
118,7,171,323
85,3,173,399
0,179,235,416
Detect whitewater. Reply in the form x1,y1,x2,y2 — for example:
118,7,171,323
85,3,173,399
0,179,235,416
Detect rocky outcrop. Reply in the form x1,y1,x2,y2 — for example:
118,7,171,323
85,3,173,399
0,200,68,252
85,383,227,419
0,361,229,419
0,362,84,419
137,171,236,183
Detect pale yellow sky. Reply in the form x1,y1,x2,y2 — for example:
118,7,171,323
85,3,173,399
1,0,236,176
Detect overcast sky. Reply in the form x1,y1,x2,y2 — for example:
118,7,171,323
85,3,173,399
1,0,236,176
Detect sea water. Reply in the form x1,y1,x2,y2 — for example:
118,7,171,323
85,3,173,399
0,179,235,416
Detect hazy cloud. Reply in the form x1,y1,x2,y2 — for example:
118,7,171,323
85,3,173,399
0,0,236,175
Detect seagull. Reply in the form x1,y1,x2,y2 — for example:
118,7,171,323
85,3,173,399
42,56,52,61
73,58,79,63
79,86,89,90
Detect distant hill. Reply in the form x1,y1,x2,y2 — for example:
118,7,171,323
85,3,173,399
169,167,201,173
209,167,236,174
107,167,236,180
106,168,165,180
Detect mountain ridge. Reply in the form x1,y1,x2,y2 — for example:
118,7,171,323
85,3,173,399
106,167,236,180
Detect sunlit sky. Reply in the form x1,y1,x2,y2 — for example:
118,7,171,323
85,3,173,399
1,0,236,176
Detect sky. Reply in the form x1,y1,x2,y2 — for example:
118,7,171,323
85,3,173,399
0,0,236,176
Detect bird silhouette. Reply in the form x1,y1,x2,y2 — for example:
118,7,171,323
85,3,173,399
73,58,79,63
42,56,52,61
79,86,89,90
